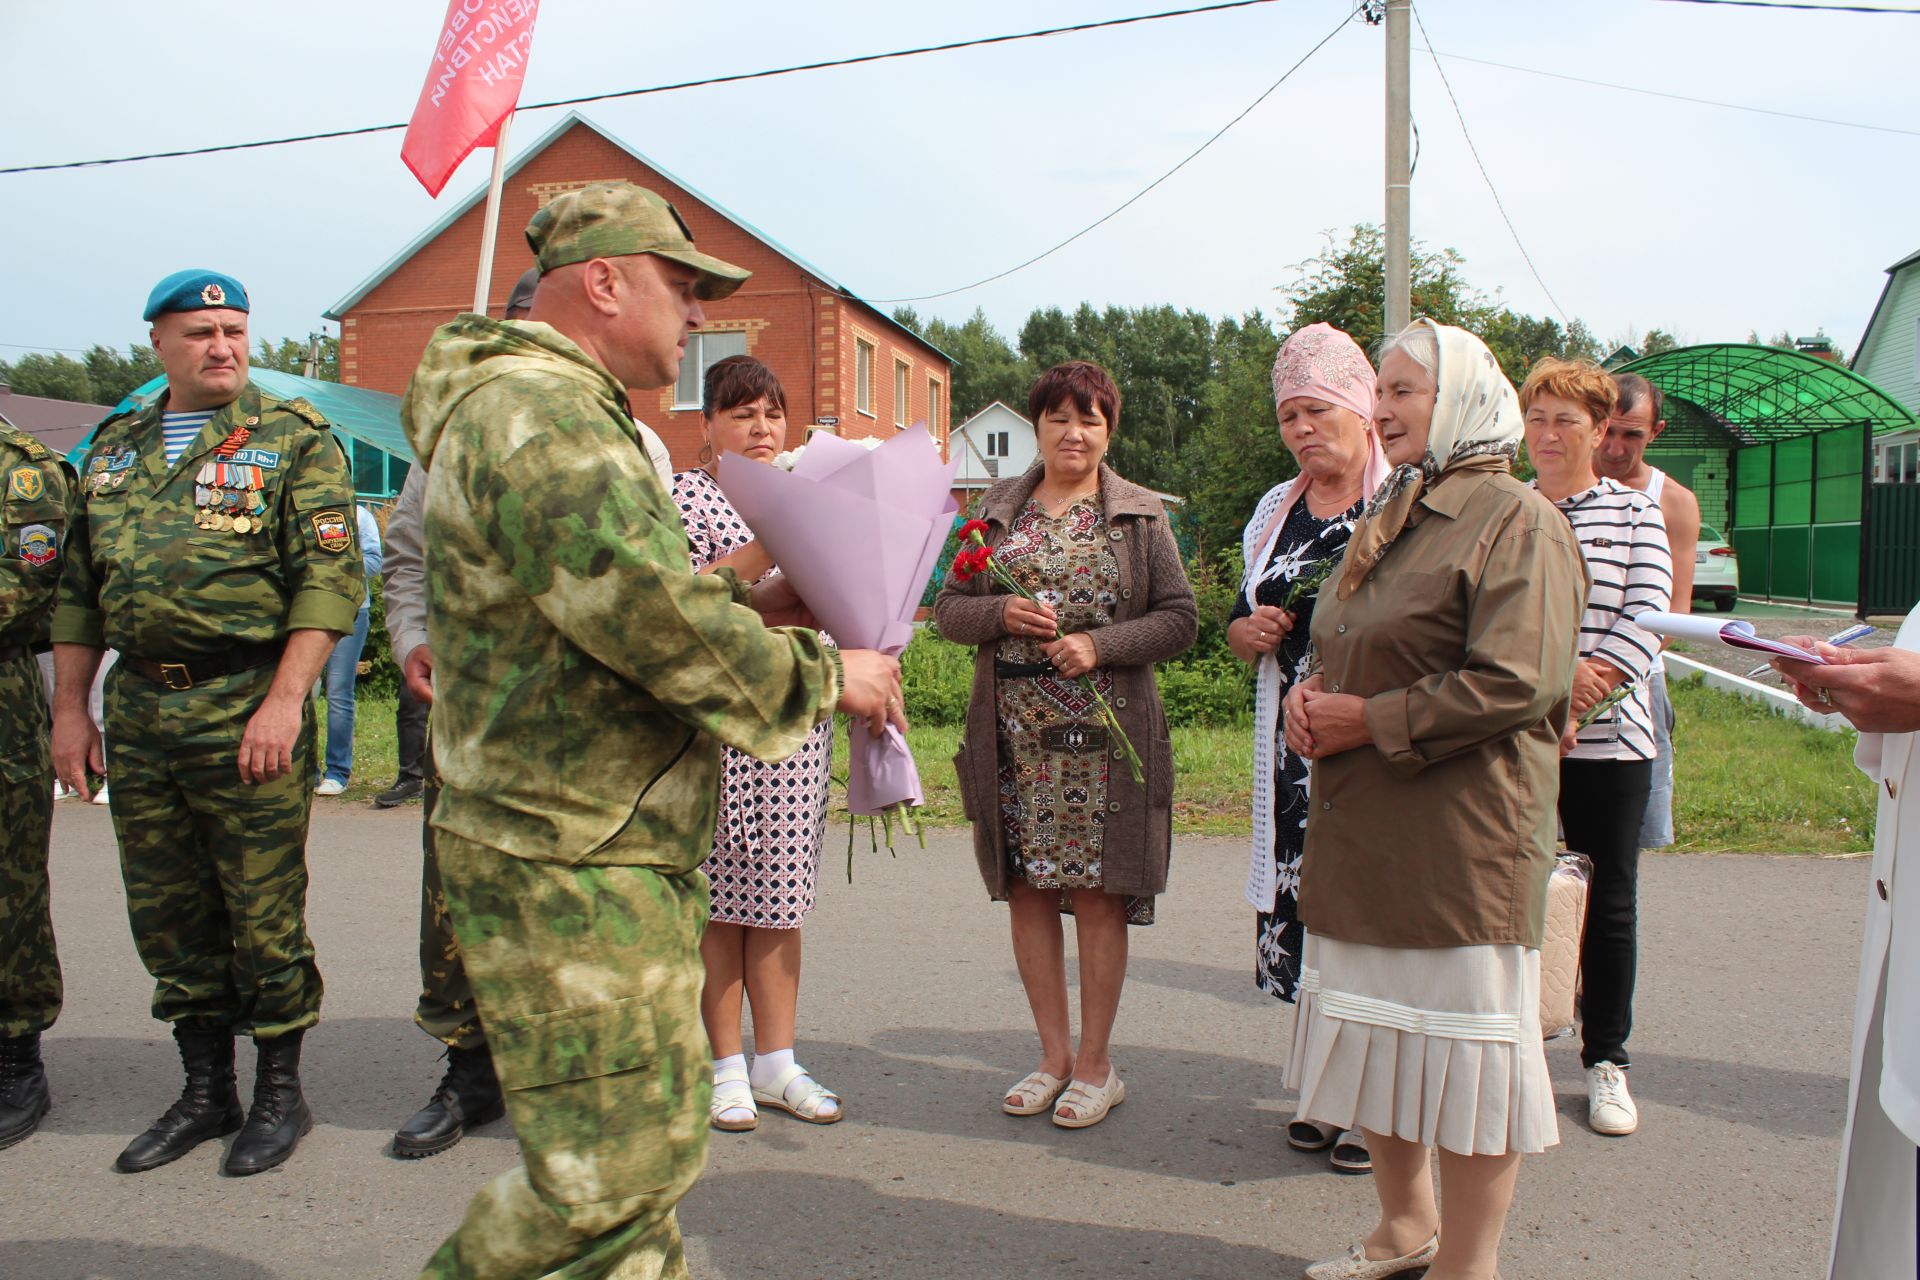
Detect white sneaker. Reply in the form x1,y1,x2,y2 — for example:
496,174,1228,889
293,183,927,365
53,781,71,801
1587,1062,1638,1135
90,782,110,806
314,778,347,797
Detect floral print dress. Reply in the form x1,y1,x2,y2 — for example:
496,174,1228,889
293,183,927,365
1231,498,1359,998
993,497,1153,926
672,467,834,929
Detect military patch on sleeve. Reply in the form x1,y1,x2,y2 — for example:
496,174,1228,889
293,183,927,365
17,523,58,567
311,509,352,553
7,466,45,501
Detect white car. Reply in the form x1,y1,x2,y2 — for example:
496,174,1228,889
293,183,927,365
1693,522,1739,612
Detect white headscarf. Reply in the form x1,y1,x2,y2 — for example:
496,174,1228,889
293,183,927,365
1340,320,1522,599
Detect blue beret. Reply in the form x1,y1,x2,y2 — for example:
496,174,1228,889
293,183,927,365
143,269,250,322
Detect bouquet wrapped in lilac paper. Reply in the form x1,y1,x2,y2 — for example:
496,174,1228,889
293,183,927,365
717,425,959,836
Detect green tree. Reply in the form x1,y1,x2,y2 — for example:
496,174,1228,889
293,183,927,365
0,351,96,402
1640,327,1680,356
252,335,338,381
1179,310,1288,560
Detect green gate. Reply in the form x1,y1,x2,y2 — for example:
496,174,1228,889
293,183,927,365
1864,483,1920,617
1729,424,1869,606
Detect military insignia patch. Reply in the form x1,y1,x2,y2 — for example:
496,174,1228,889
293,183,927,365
7,466,44,501
227,448,281,469
17,523,57,567
311,509,351,553
201,283,227,306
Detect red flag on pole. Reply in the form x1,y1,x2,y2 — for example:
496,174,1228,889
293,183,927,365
400,0,542,197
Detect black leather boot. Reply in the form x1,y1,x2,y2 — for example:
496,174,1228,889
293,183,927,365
0,1033,51,1149
223,1030,313,1176
116,1028,243,1173
391,1043,505,1158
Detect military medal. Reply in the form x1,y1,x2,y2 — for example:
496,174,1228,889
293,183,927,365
233,516,252,534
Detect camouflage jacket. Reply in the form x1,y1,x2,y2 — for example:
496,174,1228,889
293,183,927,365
0,423,77,770
51,382,364,658
402,315,841,869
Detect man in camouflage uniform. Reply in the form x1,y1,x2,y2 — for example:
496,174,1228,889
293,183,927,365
0,423,77,1150
51,270,364,1177
403,182,902,1277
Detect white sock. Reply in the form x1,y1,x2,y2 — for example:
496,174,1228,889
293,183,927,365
749,1047,795,1092
713,1053,746,1079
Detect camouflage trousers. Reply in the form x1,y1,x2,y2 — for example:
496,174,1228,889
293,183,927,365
422,830,711,1280
104,662,323,1038
0,654,59,1039
417,775,484,1050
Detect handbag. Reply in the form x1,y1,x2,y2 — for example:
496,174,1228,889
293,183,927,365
1539,852,1593,1040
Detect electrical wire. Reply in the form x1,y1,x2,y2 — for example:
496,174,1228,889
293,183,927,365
862,3,1364,304
1654,0,1919,13
1419,47,1920,137
0,0,1286,176
1408,2,1570,324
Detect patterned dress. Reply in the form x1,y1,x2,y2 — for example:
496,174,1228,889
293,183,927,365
1230,498,1359,998
994,497,1153,926
672,467,833,929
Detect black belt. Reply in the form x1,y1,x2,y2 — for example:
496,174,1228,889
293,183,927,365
995,658,1058,679
123,641,284,691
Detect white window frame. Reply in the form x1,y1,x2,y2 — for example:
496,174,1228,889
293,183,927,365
927,375,943,437
893,358,912,428
855,336,876,418
672,330,748,411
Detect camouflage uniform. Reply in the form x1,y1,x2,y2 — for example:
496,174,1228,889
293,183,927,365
0,425,76,1040
404,314,840,1279
51,383,364,1037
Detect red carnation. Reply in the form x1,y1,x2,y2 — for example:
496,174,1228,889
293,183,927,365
956,518,991,545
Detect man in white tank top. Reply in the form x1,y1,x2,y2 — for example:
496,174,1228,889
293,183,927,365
1600,375,1700,850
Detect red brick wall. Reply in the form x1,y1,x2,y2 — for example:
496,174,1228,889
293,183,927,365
338,120,950,470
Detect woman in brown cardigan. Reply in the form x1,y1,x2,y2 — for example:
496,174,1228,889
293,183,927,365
1283,321,1588,1280
934,361,1196,1130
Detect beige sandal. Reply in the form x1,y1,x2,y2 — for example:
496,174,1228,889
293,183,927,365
1002,1070,1068,1116
709,1063,758,1132
752,1062,843,1124
1052,1068,1125,1128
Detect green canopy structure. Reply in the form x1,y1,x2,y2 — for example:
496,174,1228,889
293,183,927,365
1617,344,1920,612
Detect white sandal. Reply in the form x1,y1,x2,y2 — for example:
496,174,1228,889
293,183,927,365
710,1062,758,1132
1052,1068,1125,1129
752,1062,843,1125
1002,1070,1068,1116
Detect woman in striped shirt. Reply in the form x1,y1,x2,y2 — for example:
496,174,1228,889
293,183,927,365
1520,358,1672,1141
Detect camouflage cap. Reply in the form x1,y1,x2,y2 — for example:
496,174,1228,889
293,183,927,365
525,182,750,301
143,269,250,322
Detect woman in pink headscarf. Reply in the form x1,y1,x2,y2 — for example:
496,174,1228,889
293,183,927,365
1227,322,1390,1175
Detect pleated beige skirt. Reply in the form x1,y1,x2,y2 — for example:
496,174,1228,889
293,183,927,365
1284,933,1560,1156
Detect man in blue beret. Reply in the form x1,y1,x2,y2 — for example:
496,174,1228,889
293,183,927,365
51,270,364,1178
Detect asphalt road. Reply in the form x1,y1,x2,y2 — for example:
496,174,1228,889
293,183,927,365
1,801,1866,1279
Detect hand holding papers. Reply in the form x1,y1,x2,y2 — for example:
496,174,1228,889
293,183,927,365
1632,611,1846,665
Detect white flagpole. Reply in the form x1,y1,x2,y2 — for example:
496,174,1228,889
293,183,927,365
471,111,515,315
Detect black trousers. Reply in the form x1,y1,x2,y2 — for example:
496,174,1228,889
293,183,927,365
395,681,429,785
1558,757,1654,1070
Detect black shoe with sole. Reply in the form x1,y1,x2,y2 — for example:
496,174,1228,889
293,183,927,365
0,1033,51,1149
116,1028,243,1173
223,1030,313,1176
374,777,424,808
392,1043,505,1158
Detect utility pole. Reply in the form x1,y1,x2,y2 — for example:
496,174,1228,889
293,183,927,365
1383,0,1412,335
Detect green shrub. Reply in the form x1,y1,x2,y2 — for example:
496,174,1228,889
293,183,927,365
901,627,974,726
358,576,400,700
1155,654,1253,726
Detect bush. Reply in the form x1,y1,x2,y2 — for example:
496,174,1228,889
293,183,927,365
358,576,400,700
1155,654,1253,727
901,626,974,726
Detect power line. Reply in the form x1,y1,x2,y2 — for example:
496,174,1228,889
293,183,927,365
1408,2,1570,324
864,4,1364,304
1420,46,1920,137
1655,0,1919,13
0,0,1286,176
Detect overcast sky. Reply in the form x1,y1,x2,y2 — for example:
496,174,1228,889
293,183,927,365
3,0,1914,365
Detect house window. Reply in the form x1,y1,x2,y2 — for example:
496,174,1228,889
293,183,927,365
855,338,876,417
927,377,943,435
672,330,748,410
985,431,1011,458
893,359,911,427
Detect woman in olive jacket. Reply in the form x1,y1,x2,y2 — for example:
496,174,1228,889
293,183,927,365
935,361,1196,1130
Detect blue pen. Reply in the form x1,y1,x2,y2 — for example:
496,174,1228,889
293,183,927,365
1745,623,1876,679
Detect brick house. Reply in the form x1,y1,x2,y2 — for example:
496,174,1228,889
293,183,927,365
325,111,951,467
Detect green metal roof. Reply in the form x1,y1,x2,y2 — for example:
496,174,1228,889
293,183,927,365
66,369,408,467
1618,343,1917,446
